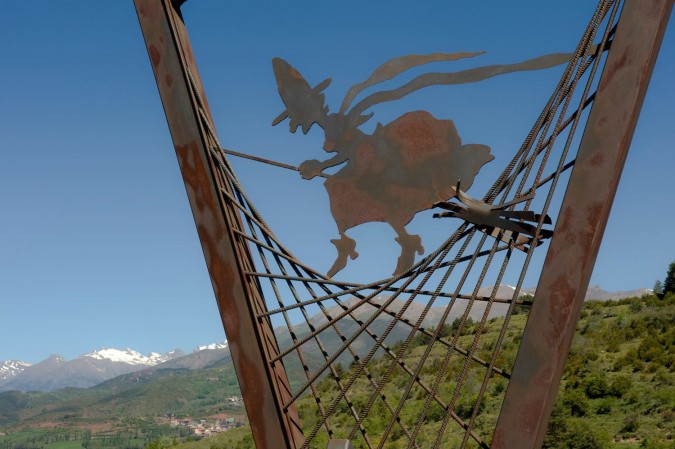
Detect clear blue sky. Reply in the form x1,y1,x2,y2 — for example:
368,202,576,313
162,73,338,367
1,2,673,363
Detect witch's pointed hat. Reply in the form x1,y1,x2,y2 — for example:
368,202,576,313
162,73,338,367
271,58,331,134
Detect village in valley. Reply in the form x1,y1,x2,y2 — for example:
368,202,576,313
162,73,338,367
163,397,245,438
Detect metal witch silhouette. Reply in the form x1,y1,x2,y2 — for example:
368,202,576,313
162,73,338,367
272,51,569,277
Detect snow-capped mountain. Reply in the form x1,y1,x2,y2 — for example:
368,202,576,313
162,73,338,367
81,348,179,366
0,360,31,382
0,348,184,393
157,341,230,370
193,341,228,352
0,342,233,393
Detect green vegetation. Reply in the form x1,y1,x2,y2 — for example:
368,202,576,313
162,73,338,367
0,365,241,428
1,290,673,449
663,261,675,295
0,364,244,449
144,429,253,449
543,293,674,449
177,293,674,449
45,441,85,449
653,280,663,297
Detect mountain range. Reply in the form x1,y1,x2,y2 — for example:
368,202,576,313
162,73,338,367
0,342,228,393
1,285,650,393
0,361,31,382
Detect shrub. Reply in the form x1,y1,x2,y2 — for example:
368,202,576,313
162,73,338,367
616,348,643,371
629,300,644,313
584,372,609,398
612,357,627,372
545,419,607,449
542,403,568,449
492,380,506,395
595,399,612,415
640,438,673,449
637,336,662,362
608,374,633,397
599,327,624,353
415,323,452,346
626,319,647,339
653,368,672,386
563,421,607,449
424,403,446,423
620,415,639,434
455,394,484,421
511,304,528,315
562,389,589,417
449,317,475,336
586,350,600,362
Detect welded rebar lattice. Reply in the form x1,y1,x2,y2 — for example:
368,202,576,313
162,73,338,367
179,3,620,447
135,0,672,447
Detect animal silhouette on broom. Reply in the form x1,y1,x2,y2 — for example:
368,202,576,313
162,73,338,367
272,50,569,277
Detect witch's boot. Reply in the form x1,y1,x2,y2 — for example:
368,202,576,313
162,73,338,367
393,233,424,276
327,233,358,277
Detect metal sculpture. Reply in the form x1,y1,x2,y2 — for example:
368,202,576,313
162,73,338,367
134,1,672,448
271,51,574,276
433,182,553,251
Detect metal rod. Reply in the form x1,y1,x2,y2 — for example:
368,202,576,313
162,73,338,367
219,147,331,178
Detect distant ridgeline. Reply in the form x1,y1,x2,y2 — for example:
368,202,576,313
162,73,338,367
0,286,649,395
0,343,229,393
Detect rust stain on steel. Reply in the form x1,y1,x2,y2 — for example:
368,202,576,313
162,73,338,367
133,1,303,448
492,1,673,448
149,45,161,68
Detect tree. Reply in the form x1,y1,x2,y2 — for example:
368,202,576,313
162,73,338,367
653,280,663,296
663,261,675,295
583,372,609,398
564,421,607,449
562,389,589,417
82,430,91,449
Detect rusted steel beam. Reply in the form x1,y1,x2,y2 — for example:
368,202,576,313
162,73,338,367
492,1,673,448
133,1,303,448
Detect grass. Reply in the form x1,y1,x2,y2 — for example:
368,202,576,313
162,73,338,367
45,441,83,449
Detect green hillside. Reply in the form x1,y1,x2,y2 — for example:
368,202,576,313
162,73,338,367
174,293,674,449
0,294,672,449
0,365,242,428
0,363,245,449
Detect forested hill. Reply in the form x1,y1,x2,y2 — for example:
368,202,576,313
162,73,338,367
172,293,674,449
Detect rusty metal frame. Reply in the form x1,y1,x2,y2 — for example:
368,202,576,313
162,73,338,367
133,0,672,448
492,0,673,447
133,1,303,448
